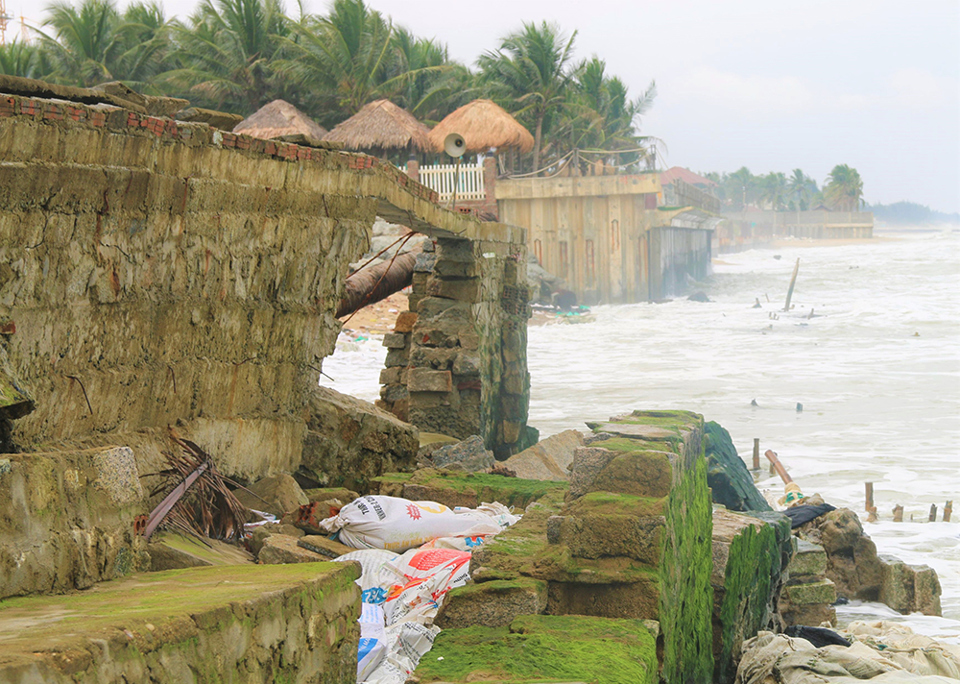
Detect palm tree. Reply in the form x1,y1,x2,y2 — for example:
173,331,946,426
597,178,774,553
275,0,399,123
823,164,864,211
39,0,124,86
0,40,48,79
759,172,788,210
478,21,577,172
787,169,818,211
725,167,756,210
163,0,288,113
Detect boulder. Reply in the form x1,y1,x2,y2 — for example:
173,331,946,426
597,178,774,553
431,435,495,472
501,430,585,481
233,474,308,518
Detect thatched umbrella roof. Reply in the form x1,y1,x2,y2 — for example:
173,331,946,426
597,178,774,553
428,99,534,154
322,99,432,152
233,99,327,140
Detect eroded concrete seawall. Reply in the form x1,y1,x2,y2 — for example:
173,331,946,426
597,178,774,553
0,94,405,478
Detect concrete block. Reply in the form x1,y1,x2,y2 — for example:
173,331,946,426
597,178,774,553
258,533,330,564
393,311,418,332
436,579,548,628
382,333,407,348
298,535,355,559
502,430,584,481
783,578,836,606
408,368,453,393
426,276,481,301
790,539,828,578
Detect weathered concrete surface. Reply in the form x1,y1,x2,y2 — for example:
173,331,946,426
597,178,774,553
0,446,148,600
0,562,361,683
779,539,836,628
0,89,518,488
502,429,584,481
233,473,308,517
710,508,792,684
147,532,254,571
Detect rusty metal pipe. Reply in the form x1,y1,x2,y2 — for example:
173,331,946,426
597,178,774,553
764,449,793,484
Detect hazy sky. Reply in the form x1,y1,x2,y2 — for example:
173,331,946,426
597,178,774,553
22,0,960,212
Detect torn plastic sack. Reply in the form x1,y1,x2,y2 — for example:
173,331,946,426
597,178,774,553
334,549,400,605
319,495,504,552
363,621,440,684
380,548,472,625
357,603,387,681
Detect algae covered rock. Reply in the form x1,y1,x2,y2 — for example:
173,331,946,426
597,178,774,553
435,578,548,628
704,421,770,512
415,614,658,684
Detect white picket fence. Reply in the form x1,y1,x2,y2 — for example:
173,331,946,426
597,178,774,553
414,163,486,201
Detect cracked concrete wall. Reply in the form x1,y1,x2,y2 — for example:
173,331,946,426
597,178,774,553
0,93,378,480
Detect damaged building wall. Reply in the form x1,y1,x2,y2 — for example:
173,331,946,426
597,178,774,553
377,233,533,459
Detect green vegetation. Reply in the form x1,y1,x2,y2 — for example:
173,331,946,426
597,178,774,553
5,0,657,174
703,165,865,211
416,614,658,684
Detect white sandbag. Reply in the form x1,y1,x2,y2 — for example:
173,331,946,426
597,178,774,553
334,549,400,605
357,603,387,681
320,495,502,552
380,547,472,625
364,622,441,684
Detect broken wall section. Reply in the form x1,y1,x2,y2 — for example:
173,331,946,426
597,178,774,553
378,234,533,459
0,92,381,479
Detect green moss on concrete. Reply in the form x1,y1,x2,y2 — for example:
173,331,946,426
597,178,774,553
715,517,784,684
374,469,568,509
0,562,355,648
658,426,714,684
704,421,771,512
565,491,665,518
416,614,657,684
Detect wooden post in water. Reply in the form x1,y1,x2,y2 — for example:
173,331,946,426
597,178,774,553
764,450,792,484
865,482,878,522
944,501,953,522
929,504,937,522
752,439,760,470
892,504,904,522
784,258,800,312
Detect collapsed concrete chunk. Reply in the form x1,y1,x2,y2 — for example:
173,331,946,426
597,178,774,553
300,386,419,491
147,532,254,571
372,468,567,510
258,533,331,564
704,421,772,512
430,434,494,472
471,410,714,684
710,508,792,684
501,429,584,481
0,446,148,600
0,563,361,682
232,473,308,518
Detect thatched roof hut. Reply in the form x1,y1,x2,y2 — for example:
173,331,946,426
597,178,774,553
233,99,327,141
322,99,432,153
428,99,534,154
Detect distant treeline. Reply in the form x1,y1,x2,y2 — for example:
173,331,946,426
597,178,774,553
866,201,960,226
702,165,863,212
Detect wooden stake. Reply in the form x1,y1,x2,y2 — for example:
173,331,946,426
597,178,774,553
892,504,903,522
865,482,878,522
764,450,793,484
784,258,800,312
929,504,937,522
944,501,952,523
752,439,760,470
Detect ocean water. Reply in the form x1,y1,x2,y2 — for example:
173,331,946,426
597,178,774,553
320,227,960,642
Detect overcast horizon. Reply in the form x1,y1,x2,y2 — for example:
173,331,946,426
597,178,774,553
16,0,960,213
